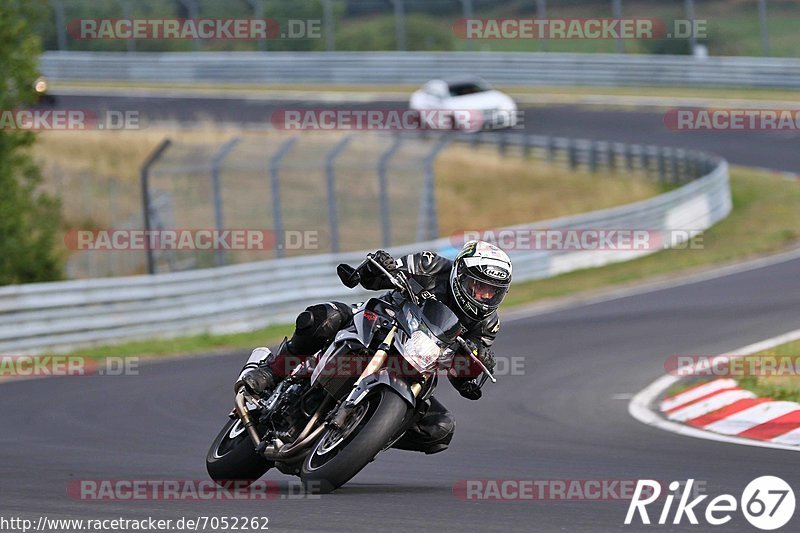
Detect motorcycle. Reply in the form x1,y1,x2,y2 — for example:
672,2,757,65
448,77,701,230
206,253,495,493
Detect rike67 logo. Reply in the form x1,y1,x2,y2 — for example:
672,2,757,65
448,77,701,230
625,477,795,530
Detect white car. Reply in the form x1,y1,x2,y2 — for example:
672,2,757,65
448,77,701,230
409,77,518,131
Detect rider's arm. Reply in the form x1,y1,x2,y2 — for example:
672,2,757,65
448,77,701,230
359,250,449,291
447,316,500,399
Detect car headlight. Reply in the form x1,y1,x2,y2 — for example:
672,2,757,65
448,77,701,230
402,330,443,373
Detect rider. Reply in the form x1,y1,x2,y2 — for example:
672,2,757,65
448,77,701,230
236,240,512,454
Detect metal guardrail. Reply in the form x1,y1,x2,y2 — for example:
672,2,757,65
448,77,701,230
0,132,731,354
41,51,800,88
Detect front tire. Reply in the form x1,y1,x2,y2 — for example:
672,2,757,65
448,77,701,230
300,389,408,493
206,417,273,487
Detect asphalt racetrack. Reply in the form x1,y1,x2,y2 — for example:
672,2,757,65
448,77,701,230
4,92,799,531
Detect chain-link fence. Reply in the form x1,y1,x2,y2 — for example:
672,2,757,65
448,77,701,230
64,131,440,277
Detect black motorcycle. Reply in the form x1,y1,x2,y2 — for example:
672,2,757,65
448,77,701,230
206,253,495,493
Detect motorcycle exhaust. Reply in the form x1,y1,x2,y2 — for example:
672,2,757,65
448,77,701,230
234,388,262,447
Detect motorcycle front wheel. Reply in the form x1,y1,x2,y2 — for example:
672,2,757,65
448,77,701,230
300,388,408,493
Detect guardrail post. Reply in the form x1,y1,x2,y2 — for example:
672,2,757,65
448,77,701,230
588,141,598,173
140,139,172,275
547,136,557,162
210,137,241,267
670,149,680,183
418,136,451,242
325,135,353,254
269,137,297,259
625,144,634,172
568,140,578,170
377,136,403,248
498,131,507,155
607,142,616,171
640,147,650,176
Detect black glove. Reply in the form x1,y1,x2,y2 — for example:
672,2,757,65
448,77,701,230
454,379,482,400
365,250,397,277
462,338,496,375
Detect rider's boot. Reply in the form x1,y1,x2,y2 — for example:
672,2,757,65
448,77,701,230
234,338,296,399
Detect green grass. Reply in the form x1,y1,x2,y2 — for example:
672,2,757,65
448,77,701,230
738,340,800,402
77,323,290,360
664,339,800,403
77,165,800,361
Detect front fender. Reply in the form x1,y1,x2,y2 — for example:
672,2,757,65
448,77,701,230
347,369,416,408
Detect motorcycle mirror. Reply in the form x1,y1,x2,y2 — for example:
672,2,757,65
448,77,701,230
337,263,360,288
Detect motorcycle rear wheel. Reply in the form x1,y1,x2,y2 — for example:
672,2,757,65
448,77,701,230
206,417,273,487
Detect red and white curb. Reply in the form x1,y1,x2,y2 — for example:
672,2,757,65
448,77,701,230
629,328,800,452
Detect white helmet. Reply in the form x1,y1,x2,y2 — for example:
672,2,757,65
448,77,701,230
449,240,512,321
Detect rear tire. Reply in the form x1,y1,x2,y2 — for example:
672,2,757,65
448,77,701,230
206,418,272,487
300,389,408,493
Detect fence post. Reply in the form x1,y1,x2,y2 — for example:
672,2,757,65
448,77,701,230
140,139,172,275
418,136,451,242
322,0,335,51
269,137,297,259
657,148,667,182
116,0,135,52
460,0,474,51
325,135,353,254
612,0,624,53
392,0,406,51
377,136,403,248
177,0,201,51
758,0,770,56
49,0,68,50
210,137,241,267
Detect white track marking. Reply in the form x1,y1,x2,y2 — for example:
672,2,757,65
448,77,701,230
702,402,800,435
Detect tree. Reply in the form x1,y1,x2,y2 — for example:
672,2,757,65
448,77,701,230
0,0,63,285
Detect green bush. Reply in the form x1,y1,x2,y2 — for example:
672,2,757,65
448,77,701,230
0,0,63,285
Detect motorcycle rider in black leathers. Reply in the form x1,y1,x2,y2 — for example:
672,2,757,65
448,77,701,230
236,240,513,454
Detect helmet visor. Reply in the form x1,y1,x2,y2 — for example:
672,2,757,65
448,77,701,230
460,274,508,307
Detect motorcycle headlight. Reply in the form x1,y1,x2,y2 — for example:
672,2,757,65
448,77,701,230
402,330,443,373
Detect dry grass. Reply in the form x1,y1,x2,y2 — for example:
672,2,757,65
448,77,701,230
435,143,663,235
